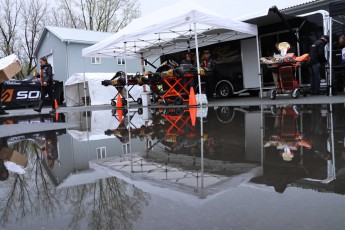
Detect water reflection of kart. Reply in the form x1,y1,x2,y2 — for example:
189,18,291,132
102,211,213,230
265,106,311,161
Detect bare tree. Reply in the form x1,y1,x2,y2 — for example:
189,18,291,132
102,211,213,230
55,0,140,32
0,0,21,57
20,0,49,76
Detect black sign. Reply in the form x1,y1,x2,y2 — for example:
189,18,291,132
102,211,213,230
1,80,63,109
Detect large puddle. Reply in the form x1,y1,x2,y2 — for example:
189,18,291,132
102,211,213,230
1,104,345,230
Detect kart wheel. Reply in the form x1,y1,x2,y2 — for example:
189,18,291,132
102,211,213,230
111,109,117,115
270,90,277,100
111,100,116,107
137,98,143,105
138,108,143,115
174,97,184,105
292,89,299,99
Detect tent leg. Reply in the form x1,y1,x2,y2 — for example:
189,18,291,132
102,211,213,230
124,42,130,108
82,57,87,107
329,17,333,97
255,35,263,98
194,23,202,104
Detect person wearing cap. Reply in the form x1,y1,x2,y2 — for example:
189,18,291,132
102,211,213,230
34,56,56,114
201,50,215,70
201,50,216,97
309,35,329,95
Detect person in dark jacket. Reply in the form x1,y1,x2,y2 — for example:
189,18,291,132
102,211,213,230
34,56,56,114
181,52,194,65
309,35,329,95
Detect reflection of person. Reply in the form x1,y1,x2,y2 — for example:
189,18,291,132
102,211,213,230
34,56,56,114
44,132,58,169
0,138,9,181
181,52,194,65
0,160,9,181
309,35,329,95
0,82,9,115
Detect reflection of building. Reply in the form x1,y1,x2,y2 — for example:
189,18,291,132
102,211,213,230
45,110,147,188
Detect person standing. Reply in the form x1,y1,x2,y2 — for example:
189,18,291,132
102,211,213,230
34,56,56,114
201,50,215,70
201,50,216,97
181,52,194,65
309,35,329,95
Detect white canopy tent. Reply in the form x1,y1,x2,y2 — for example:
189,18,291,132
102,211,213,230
65,73,115,106
82,1,262,100
65,72,145,106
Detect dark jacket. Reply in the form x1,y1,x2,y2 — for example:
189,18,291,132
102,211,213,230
181,59,193,65
41,64,53,85
309,39,328,65
201,58,215,70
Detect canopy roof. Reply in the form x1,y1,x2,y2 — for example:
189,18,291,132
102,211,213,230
82,1,258,59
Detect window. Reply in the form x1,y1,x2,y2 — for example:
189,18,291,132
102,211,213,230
117,58,126,65
96,147,106,159
91,57,101,64
122,143,131,154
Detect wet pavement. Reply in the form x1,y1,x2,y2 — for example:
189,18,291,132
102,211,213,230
1,104,345,230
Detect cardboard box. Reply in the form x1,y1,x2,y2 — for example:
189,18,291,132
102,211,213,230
0,60,21,83
0,147,28,168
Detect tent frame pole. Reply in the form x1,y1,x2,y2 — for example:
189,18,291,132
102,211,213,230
82,57,87,107
124,42,130,108
194,22,202,103
329,17,333,97
255,35,263,98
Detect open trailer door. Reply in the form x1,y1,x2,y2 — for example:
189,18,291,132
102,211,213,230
241,38,261,89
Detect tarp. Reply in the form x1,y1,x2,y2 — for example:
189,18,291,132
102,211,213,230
82,1,258,58
65,72,146,106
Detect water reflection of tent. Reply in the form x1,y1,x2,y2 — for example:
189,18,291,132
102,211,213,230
90,151,261,206
57,170,112,189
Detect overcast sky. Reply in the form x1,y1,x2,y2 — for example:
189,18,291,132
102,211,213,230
139,0,313,17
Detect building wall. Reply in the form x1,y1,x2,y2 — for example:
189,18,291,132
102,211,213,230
36,32,67,83
37,36,158,84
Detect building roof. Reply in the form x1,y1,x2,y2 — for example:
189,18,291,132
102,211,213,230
34,26,113,56
282,0,321,10
282,0,332,14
